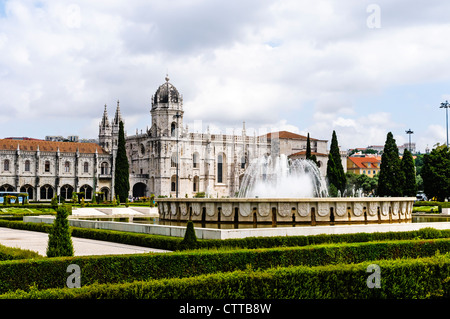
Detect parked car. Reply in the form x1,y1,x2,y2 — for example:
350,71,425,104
416,193,427,201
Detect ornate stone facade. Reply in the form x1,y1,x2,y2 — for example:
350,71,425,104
123,77,330,198
0,76,334,201
0,138,113,201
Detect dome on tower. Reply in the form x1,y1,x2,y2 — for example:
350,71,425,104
152,75,181,105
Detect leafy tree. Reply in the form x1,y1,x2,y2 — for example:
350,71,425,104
414,153,424,176
421,145,450,201
378,132,404,197
46,205,73,257
400,149,417,197
114,121,130,203
345,172,378,196
415,174,423,192
326,130,346,196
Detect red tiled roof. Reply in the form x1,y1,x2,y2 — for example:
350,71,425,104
0,139,107,154
348,156,381,169
264,131,319,141
289,150,328,157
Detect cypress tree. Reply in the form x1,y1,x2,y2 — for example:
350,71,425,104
306,133,318,165
378,132,404,196
46,205,73,257
306,133,312,159
326,130,346,196
114,121,130,203
401,149,417,197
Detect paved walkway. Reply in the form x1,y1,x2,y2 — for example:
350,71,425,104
0,227,170,256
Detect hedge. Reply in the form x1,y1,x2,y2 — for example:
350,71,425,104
2,254,450,299
414,200,450,213
0,238,450,294
199,227,450,250
0,244,42,261
1,218,449,251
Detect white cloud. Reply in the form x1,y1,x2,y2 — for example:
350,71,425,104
417,124,447,150
0,0,450,151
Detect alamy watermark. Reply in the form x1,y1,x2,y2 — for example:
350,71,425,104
366,4,381,29
366,263,381,289
66,264,81,288
66,4,81,29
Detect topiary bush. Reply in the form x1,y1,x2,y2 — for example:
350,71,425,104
178,221,198,250
46,205,74,257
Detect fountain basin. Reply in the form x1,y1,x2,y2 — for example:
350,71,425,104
157,197,416,225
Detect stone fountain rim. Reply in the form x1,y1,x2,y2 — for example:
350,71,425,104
156,197,416,203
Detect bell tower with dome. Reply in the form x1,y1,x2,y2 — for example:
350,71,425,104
150,75,184,138
121,74,328,200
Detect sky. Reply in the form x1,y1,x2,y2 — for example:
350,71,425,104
1,0,450,153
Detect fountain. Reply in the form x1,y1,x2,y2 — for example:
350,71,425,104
157,155,415,226
238,155,328,198
24,156,420,240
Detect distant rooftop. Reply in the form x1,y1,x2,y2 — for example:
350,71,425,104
264,131,325,141
0,138,107,154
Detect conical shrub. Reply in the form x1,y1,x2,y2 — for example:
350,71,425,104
178,221,198,250
46,205,74,257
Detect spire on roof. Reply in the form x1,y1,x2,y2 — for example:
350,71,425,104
114,99,123,125
100,104,110,128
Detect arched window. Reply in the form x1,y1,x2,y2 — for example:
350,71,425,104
132,183,147,198
80,184,93,200
171,175,177,192
40,185,54,200
20,185,33,200
24,160,31,172
240,156,246,169
193,152,199,168
44,161,50,172
0,184,14,192
3,159,9,171
100,162,109,174
171,122,177,137
64,161,70,173
171,153,177,168
61,185,73,200
100,187,110,201
193,176,199,192
217,154,223,183
83,162,89,173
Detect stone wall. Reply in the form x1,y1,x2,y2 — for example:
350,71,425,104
157,197,415,225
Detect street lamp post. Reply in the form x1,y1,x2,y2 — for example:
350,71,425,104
405,129,414,153
440,100,449,147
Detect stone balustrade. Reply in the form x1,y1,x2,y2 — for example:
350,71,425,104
156,197,415,225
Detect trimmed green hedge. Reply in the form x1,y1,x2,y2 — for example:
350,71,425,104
0,219,183,251
0,238,450,294
1,219,449,251
3,254,450,299
414,200,450,213
199,227,450,250
0,244,42,261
